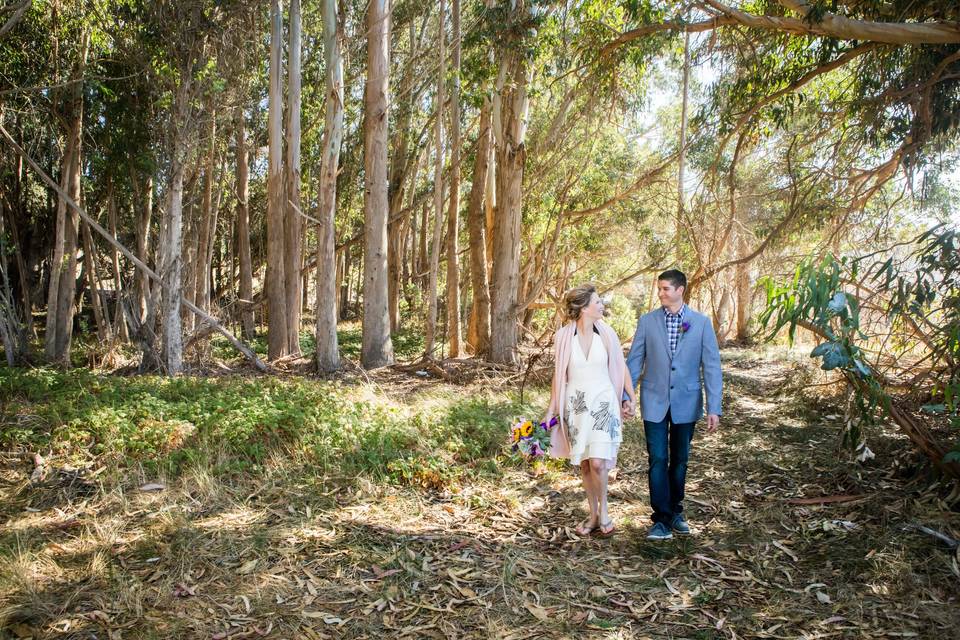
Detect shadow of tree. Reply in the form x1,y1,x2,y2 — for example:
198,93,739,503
1,350,958,639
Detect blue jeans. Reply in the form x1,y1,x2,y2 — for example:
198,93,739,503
644,409,695,525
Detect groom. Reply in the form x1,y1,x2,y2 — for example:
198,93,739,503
624,270,722,540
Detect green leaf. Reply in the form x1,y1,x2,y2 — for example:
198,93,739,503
852,359,871,377
827,291,847,315
943,451,960,464
811,341,849,370
810,342,832,357
920,404,947,415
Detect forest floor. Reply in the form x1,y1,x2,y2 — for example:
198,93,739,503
1,347,959,639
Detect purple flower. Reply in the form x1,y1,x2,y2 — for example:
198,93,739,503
681,321,691,333
541,416,558,431
530,442,543,457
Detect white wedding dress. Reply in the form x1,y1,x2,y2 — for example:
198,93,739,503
565,329,622,466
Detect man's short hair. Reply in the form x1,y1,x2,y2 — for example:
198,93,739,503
657,269,687,291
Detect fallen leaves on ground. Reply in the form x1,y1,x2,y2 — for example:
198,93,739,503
1,350,958,638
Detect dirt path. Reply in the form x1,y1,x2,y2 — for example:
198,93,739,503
2,351,958,638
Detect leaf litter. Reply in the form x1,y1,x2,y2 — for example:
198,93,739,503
0,349,957,638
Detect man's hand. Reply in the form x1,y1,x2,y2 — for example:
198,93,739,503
706,414,720,433
621,399,635,419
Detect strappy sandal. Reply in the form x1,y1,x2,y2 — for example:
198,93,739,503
595,520,616,538
575,519,597,537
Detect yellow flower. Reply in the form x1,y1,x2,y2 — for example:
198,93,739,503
512,427,521,443
520,421,534,437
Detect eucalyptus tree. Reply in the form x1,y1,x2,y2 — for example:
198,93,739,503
445,0,464,357
37,4,92,365
487,0,537,366
284,0,304,356
266,0,287,359
315,0,346,372
424,0,446,360
600,1,960,296
361,0,395,368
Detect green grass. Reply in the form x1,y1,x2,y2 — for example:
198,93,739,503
0,366,539,485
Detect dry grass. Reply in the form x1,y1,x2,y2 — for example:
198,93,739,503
1,348,958,639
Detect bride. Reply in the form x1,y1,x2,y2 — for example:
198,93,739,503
543,284,636,537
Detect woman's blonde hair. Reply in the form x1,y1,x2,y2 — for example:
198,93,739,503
564,284,597,322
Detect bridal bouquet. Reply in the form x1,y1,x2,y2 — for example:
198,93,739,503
510,416,559,459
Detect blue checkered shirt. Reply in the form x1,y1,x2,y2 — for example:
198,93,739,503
663,305,686,355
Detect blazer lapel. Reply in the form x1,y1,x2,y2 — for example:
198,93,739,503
653,309,672,360
672,310,696,361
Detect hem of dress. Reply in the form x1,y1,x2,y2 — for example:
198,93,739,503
569,442,620,467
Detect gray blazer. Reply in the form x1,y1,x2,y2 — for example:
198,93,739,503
625,306,722,424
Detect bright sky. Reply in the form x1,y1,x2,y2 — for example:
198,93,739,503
636,37,960,227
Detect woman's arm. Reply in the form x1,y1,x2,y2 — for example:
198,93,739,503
622,371,636,402
544,332,561,423
543,389,558,424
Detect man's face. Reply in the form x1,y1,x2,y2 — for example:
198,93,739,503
657,280,684,307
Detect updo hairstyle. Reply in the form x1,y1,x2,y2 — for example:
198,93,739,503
564,284,597,322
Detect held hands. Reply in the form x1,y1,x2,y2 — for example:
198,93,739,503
621,399,636,419
707,414,720,433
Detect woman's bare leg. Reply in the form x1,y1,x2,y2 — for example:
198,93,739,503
590,459,612,531
577,460,598,534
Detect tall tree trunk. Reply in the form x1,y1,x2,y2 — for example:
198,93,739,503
52,97,83,359
207,151,226,284
81,219,110,341
235,108,255,340
484,122,496,275
7,138,32,333
130,166,158,369
45,32,89,364
445,0,463,358
489,42,531,366
181,176,197,333
424,0,446,359
44,132,72,362
0,192,26,364
131,167,152,325
266,0,289,359
418,200,428,289
466,97,493,356
107,179,128,341
285,0,304,355
160,78,191,375
386,21,421,334
409,179,419,290
387,202,404,332
339,249,350,321
194,110,216,328
316,0,344,372
3,180,31,334
676,25,690,261
735,214,752,341
361,0,394,368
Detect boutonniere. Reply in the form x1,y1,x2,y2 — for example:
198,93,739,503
676,320,692,349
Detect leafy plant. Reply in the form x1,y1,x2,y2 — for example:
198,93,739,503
759,226,960,476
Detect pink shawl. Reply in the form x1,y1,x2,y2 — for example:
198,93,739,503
548,319,628,460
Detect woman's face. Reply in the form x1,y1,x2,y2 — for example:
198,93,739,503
583,292,605,320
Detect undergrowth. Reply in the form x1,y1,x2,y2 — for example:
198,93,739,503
0,367,540,488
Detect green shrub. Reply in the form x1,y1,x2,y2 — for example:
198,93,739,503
0,367,544,486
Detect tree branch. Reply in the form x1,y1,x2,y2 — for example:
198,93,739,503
704,0,960,45
603,1,960,52
563,152,678,221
